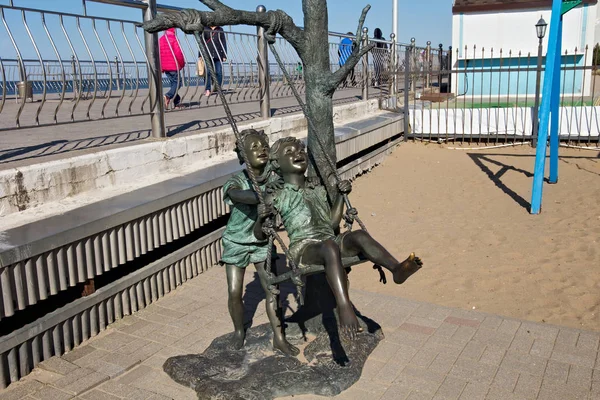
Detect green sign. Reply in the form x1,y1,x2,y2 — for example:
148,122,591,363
562,0,583,15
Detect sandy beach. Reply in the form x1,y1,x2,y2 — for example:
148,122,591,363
345,142,600,331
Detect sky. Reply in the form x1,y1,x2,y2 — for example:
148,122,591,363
1,0,453,47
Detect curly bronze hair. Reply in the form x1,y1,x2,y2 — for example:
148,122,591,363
234,129,269,165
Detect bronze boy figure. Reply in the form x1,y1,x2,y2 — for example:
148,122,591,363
221,129,299,355
257,137,423,338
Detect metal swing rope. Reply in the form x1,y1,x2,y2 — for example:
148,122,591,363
263,12,366,232
193,30,307,303
263,13,387,283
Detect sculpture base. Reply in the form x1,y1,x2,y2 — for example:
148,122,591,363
163,317,383,400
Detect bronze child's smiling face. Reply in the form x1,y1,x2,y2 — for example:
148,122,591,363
278,141,308,174
244,134,269,169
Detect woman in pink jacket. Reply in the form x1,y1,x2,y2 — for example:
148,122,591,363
159,28,185,109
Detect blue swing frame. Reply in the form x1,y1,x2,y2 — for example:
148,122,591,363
530,0,582,214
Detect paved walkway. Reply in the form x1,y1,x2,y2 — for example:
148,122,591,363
0,88,375,170
0,265,598,400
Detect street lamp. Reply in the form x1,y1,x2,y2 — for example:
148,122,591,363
533,16,547,146
392,0,398,41
536,16,548,40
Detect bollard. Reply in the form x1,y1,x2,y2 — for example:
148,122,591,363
142,0,166,138
15,56,31,103
16,81,33,103
256,5,271,120
362,27,369,101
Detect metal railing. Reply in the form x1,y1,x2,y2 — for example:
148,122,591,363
0,3,154,129
395,42,599,146
0,1,388,134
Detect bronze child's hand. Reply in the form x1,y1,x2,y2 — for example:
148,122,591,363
265,177,285,193
337,180,352,194
257,203,274,220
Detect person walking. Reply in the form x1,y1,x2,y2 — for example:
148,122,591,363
373,28,389,87
338,32,356,87
159,28,185,109
202,26,227,96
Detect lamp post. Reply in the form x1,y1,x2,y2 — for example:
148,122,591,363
425,41,431,89
438,43,443,91
392,0,398,41
410,37,416,92
532,16,547,146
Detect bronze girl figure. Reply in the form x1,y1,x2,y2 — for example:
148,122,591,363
221,129,299,355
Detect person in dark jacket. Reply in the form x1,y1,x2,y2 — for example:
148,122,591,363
373,28,389,87
202,26,227,96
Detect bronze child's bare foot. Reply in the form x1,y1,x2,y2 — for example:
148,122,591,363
273,336,300,356
392,253,423,284
232,329,245,350
338,304,360,340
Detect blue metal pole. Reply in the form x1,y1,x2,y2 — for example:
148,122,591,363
530,0,563,214
549,16,563,184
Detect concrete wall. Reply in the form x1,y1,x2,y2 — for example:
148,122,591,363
0,100,380,219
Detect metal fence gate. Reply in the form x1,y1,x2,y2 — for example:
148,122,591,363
396,42,600,146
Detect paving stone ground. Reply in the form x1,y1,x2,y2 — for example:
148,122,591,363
0,88,371,170
1,265,599,400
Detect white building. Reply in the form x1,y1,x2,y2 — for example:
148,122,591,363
451,0,598,97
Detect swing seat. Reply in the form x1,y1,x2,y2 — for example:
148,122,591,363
268,255,368,285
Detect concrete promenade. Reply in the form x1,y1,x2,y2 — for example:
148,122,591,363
0,88,373,170
0,264,598,400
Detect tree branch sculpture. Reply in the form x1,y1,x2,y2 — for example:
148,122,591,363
143,0,375,202
143,5,305,52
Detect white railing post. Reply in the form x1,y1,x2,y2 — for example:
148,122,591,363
390,33,397,95
362,27,369,100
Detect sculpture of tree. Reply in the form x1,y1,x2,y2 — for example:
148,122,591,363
143,0,375,201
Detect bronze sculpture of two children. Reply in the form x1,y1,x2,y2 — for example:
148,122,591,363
221,129,422,354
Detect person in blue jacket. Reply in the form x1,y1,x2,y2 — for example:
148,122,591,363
338,32,356,87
